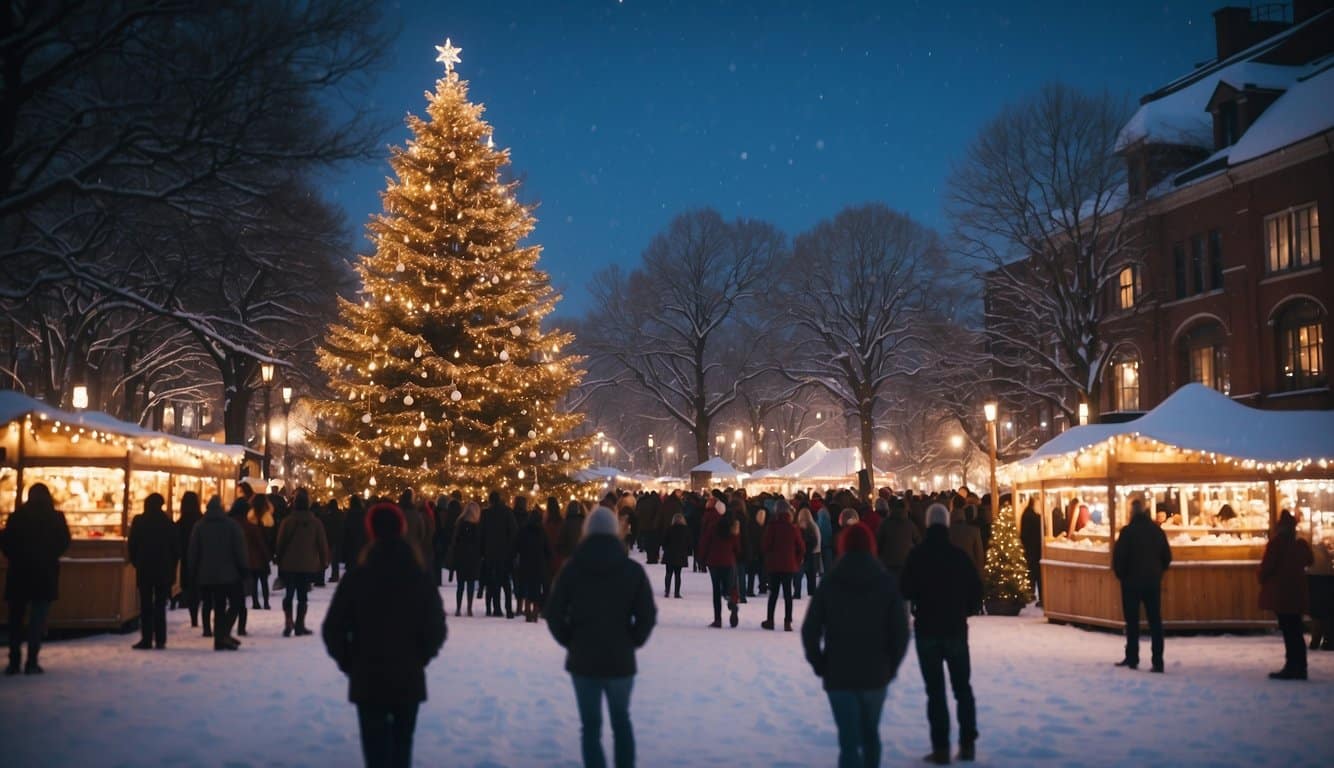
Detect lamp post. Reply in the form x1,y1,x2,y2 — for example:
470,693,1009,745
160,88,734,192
281,386,294,482
950,433,964,488
984,401,999,520
666,445,676,475
260,362,275,481
733,428,743,466
647,434,656,475
72,385,89,411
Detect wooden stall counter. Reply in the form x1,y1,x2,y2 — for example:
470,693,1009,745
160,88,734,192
0,538,138,631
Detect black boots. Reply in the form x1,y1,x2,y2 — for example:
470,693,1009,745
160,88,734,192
283,606,294,637
294,605,312,636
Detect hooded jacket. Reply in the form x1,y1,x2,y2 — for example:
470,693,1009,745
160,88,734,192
480,499,518,562
128,501,180,588
1112,513,1172,589
875,509,920,571
801,550,909,691
1258,522,1312,614
1,495,71,601
543,534,657,678
900,525,983,636
761,514,806,574
276,505,330,574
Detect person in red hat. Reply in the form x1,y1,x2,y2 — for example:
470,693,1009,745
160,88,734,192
323,501,447,768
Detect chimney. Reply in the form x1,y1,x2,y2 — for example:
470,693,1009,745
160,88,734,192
1293,0,1334,23
1213,6,1254,59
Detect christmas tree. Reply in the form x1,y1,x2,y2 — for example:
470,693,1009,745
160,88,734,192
984,503,1034,605
310,39,586,498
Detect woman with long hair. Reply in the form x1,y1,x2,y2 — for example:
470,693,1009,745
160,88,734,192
174,492,203,625
247,494,276,611
447,502,483,616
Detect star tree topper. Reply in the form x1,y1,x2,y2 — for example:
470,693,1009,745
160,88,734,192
435,38,462,73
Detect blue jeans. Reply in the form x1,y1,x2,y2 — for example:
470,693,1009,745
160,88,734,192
915,630,977,752
571,675,635,768
826,687,887,768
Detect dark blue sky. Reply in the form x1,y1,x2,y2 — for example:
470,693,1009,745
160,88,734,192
327,0,1227,314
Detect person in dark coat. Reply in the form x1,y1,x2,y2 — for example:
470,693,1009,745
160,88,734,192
698,498,741,628
661,512,691,599
802,523,909,768
446,502,483,616
275,489,330,637
188,495,247,651
323,502,446,768
226,499,254,635
3,483,71,674
479,490,518,618
543,506,657,768
635,492,660,563
1259,510,1314,680
875,496,920,578
514,509,553,622
431,495,451,586
900,503,983,765
743,504,766,597
343,496,369,575
128,493,179,650
1019,499,1043,606
1112,498,1172,673
760,500,806,631
323,499,347,584
543,497,564,582
440,496,463,584
174,491,203,626
556,500,586,570
246,494,276,612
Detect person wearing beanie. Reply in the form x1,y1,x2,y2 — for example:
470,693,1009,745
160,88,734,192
128,493,179,650
1112,498,1172,673
900,502,982,764
760,500,805,631
545,504,657,768
802,520,909,768
187,495,247,651
275,489,330,637
323,501,447,768
1259,509,1313,680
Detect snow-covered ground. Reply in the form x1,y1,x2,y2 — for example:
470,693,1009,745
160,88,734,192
2,555,1332,767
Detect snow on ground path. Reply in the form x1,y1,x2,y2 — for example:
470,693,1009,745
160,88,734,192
1,551,1332,767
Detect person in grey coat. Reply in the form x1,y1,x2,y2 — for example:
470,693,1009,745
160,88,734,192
275,489,330,637
188,495,248,651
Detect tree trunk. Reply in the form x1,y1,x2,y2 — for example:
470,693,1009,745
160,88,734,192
694,413,711,467
858,409,875,493
223,383,252,446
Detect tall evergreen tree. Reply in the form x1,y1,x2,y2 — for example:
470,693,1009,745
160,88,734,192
310,40,585,497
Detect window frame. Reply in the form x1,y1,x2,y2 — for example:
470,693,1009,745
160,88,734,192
1109,354,1141,411
1266,203,1322,275
1276,300,1326,391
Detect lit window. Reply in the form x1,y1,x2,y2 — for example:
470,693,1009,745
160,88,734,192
1266,204,1321,274
1180,322,1230,394
1276,300,1325,391
1111,355,1140,411
1117,266,1138,309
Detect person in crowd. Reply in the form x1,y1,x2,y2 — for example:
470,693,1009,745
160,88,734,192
544,505,657,768
684,493,705,573
226,499,254,635
662,512,691,599
802,523,909,768
973,494,993,552
698,499,742,628
1259,510,1314,680
515,507,553,623
544,497,564,582
480,490,518,619
398,489,435,580
817,503,836,575
949,501,985,586
325,498,347,583
175,491,203,627
901,503,982,764
188,495,247,651
128,493,178,650
635,491,660,563
1112,498,1172,673
558,500,587,573
439,496,464,584
1309,528,1334,652
247,494,275,611
323,501,447,768
875,496,919,579
1070,503,1090,535
275,489,330,637
743,503,767,599
343,496,369,576
3,484,71,674
1019,498,1043,607
793,504,822,599
446,501,483,616
760,499,805,631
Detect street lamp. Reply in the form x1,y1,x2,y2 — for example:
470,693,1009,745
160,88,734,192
281,386,294,480
733,428,743,464
666,445,676,474
647,434,656,474
72,385,89,411
260,362,275,481
984,400,998,521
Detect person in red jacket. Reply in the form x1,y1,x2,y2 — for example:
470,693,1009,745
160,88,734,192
760,499,806,631
698,498,741,628
1259,509,1314,680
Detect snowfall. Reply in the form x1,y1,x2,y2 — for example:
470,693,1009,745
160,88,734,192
2,555,1332,768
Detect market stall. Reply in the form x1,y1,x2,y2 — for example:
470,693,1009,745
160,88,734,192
1009,384,1334,630
0,391,243,630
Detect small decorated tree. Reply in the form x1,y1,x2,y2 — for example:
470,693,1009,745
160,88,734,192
984,503,1034,613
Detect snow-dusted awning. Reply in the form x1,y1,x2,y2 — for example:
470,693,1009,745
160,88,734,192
774,441,830,477
689,456,747,480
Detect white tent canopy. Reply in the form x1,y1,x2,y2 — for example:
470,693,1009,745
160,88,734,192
774,441,830,477
689,456,747,480
796,446,870,479
1019,384,1334,466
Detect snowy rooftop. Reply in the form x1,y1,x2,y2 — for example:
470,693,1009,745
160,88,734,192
1228,63,1334,164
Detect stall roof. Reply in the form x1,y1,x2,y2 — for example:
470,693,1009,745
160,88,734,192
1020,384,1334,465
689,456,747,479
774,441,830,477
791,446,870,479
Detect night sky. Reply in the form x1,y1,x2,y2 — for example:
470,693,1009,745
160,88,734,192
328,0,1227,314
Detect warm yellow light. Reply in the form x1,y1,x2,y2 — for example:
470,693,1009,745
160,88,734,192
950,434,963,450
983,401,998,423
1078,402,1089,426
281,387,293,405
879,439,890,453
72,385,89,410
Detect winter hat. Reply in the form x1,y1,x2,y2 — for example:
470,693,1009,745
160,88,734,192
839,523,876,555
583,506,620,538
926,503,950,528
206,495,225,516
366,502,406,541
773,498,792,519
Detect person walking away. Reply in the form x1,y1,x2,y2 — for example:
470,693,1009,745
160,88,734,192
635,492,660,563
247,495,276,611
544,506,657,768
543,497,564,582
817,505,836,577
661,513,690,598
794,505,822,599
188,495,247,651
446,502,484,616
323,502,446,768
900,503,983,764
175,492,203,627
515,508,553,622
875,496,919,580
128,493,179,650
557,500,586,575
480,490,518,618
743,504,766,598
3,484,71,674
1019,499,1043,606
275,489,330,637
1259,510,1314,680
343,496,369,577
948,502,985,589
441,497,464,584
698,499,742,628
226,499,254,635
325,499,347,583
760,500,805,631
1112,498,1172,673
1309,526,1334,651
802,524,909,768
